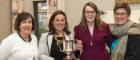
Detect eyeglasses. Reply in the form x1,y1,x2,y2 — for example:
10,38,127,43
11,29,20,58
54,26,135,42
114,13,127,16
85,11,95,14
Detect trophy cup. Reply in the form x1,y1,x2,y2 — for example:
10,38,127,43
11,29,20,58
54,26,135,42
63,40,76,60
56,37,64,50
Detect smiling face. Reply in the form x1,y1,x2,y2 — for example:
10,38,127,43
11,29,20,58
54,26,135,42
52,14,66,32
114,8,129,26
19,17,33,35
85,5,96,23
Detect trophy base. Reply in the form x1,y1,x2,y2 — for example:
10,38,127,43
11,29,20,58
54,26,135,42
63,56,75,60
63,58,75,60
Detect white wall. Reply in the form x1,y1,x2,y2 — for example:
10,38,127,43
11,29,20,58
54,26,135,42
130,3,140,10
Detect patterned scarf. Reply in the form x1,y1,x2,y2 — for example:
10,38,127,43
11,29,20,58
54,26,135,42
109,21,134,60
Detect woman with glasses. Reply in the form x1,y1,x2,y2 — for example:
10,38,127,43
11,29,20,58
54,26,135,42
110,3,140,60
74,2,114,60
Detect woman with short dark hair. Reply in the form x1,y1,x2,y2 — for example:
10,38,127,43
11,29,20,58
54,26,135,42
110,3,140,60
0,12,38,60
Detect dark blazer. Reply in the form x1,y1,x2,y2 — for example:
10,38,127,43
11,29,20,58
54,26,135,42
125,35,140,60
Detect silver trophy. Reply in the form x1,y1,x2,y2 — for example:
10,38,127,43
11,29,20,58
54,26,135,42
62,40,76,60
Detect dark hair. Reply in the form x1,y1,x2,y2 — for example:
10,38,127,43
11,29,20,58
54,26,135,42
114,3,131,16
48,10,71,35
79,2,105,31
14,12,35,31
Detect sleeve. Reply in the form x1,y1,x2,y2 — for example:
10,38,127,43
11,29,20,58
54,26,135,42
105,25,116,54
38,33,54,60
0,37,11,60
106,25,115,47
74,26,80,40
73,26,81,58
31,34,39,60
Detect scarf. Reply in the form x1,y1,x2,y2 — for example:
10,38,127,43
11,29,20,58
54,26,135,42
109,21,138,60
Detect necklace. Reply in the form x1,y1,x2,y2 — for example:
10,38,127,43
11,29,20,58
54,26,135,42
90,36,93,46
18,32,31,42
88,28,94,46
88,26,94,46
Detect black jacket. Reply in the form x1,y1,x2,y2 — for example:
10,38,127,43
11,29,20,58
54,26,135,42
124,35,140,60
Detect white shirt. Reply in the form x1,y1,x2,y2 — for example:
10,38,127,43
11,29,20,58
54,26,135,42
0,33,38,60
